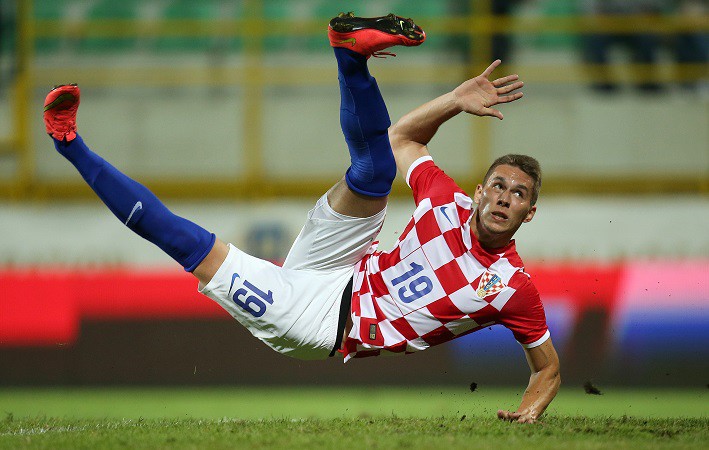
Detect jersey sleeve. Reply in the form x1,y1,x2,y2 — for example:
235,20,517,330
407,156,467,207
498,277,550,348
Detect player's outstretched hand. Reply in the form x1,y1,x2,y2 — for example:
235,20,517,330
497,409,538,424
453,60,524,120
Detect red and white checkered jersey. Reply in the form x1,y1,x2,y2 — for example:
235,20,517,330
341,157,549,362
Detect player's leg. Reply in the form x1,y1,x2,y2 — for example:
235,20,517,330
327,13,425,218
44,84,221,284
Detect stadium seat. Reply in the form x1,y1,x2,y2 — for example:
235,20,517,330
260,0,342,53
155,0,229,53
80,0,141,52
534,0,579,49
34,0,68,52
307,1,335,52
261,0,293,53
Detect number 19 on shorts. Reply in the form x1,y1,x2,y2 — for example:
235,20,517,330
232,279,274,318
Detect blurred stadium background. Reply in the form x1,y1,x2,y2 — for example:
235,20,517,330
0,0,707,389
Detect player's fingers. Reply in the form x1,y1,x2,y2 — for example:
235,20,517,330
492,74,519,87
497,410,518,421
481,59,502,78
496,92,524,104
497,81,524,94
482,107,504,120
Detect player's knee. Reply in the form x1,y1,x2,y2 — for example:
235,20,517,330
376,150,397,186
345,150,396,197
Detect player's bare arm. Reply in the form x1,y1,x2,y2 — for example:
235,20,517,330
497,338,561,423
389,59,524,177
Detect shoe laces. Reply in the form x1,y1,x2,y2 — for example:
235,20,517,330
372,51,396,58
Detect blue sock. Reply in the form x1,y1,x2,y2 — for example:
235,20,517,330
53,135,215,272
334,47,396,197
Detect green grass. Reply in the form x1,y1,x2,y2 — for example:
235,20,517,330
0,387,707,449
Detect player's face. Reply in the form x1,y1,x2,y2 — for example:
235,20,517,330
473,164,536,240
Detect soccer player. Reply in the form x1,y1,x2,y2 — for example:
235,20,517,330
43,13,559,423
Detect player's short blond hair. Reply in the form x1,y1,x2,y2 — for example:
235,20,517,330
483,154,542,205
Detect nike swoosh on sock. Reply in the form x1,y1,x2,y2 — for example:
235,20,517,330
125,201,143,225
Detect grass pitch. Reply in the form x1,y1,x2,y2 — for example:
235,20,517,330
1,387,707,449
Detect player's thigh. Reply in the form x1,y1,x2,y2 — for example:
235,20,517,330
283,191,386,271
199,243,350,359
193,238,230,286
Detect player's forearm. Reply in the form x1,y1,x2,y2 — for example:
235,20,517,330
390,91,462,148
516,365,561,420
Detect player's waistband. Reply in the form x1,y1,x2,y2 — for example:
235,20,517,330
329,277,353,357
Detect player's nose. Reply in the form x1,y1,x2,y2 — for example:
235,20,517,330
496,191,511,207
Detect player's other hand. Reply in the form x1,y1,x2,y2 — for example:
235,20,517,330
453,59,524,120
497,409,538,424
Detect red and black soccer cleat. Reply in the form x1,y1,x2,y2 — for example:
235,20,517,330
43,84,80,142
328,12,426,57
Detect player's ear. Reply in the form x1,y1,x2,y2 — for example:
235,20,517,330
473,184,483,203
523,205,536,223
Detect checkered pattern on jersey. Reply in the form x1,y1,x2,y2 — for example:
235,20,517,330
342,161,547,361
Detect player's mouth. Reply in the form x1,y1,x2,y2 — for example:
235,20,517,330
490,211,508,221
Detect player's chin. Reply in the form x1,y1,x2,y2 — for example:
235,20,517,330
485,214,526,235
482,217,512,234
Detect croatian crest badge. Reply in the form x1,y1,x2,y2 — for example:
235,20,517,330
476,271,505,298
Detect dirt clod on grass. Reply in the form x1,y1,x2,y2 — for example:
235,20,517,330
583,381,602,395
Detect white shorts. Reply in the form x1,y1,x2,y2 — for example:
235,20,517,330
199,193,386,360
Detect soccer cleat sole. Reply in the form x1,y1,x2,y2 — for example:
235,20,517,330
329,13,425,43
